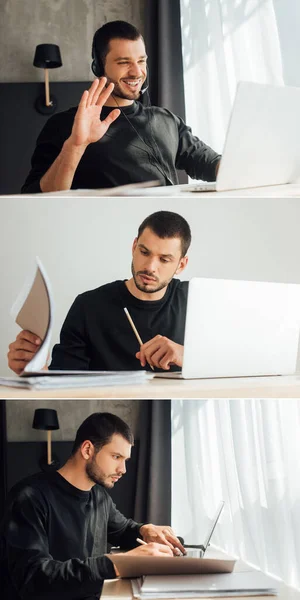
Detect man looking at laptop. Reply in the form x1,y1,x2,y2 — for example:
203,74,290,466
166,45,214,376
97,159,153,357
1,412,185,599
21,20,220,193
7,211,190,373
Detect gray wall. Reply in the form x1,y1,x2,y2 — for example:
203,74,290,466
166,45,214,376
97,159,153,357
0,0,145,83
6,399,142,441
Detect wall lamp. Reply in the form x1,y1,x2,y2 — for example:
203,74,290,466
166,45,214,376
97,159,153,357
33,44,62,115
32,408,60,469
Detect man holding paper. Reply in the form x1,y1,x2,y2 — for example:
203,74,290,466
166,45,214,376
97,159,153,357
1,412,184,599
7,211,190,374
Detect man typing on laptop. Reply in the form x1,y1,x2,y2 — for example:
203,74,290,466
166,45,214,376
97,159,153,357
1,412,185,600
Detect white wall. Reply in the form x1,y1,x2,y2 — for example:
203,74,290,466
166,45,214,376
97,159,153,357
1,195,300,376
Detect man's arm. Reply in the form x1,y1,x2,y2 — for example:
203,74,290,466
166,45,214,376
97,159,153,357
49,294,91,370
23,78,120,194
106,495,144,550
106,496,185,554
2,490,117,600
40,78,120,192
175,114,221,181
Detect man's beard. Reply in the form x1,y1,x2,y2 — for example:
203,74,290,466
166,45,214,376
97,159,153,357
85,458,117,488
131,261,175,294
105,76,143,101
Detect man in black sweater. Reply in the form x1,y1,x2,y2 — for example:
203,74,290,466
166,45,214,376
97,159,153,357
21,20,221,193
0,412,185,600
8,211,191,373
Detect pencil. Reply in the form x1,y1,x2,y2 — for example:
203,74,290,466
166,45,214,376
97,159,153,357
124,307,155,371
136,537,147,545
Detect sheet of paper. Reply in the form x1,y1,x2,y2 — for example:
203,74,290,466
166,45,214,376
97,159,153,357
33,180,161,197
10,257,54,373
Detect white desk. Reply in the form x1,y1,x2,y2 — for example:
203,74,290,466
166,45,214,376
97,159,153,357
19,182,300,198
101,578,300,600
101,548,300,600
1,375,300,399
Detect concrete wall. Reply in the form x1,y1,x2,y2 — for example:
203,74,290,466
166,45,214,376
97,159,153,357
6,398,142,441
0,0,145,82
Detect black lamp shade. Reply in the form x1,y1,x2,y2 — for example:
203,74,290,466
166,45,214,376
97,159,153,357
33,44,62,69
32,409,59,431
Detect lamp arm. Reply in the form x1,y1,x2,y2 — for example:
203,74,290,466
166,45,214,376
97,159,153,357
47,430,52,464
44,68,52,106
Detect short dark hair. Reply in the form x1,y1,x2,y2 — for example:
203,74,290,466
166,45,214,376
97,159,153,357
71,412,134,455
92,20,143,75
137,211,192,257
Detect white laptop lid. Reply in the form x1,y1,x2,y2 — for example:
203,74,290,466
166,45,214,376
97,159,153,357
185,501,225,557
202,501,225,551
182,278,300,379
216,81,300,191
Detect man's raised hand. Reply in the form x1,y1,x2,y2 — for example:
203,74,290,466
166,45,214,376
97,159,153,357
69,78,120,148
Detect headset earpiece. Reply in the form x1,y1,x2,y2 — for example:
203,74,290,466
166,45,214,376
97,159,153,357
91,33,104,77
91,59,99,77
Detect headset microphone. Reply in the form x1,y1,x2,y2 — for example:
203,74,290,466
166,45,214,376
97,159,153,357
140,85,149,95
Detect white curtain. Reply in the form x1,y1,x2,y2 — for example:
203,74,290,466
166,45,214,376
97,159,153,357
179,0,295,153
172,399,300,588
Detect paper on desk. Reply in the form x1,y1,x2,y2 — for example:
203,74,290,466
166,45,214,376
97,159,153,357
0,371,153,390
10,257,53,373
35,180,161,197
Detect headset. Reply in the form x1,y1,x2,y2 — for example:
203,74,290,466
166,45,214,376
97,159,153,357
91,32,174,185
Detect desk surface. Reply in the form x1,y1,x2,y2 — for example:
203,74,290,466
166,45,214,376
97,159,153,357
101,548,300,600
1,374,300,399
101,578,300,600
16,182,300,198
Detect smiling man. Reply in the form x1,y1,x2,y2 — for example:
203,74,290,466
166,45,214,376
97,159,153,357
7,211,190,373
1,412,184,600
21,20,221,193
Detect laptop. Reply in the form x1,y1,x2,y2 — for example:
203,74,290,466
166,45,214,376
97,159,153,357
182,81,300,193
109,501,236,578
184,501,225,558
155,277,300,379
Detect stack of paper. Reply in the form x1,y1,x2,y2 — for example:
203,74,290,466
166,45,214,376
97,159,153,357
131,572,279,599
0,370,153,390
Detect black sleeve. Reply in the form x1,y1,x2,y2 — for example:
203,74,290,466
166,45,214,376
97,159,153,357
3,490,116,600
21,114,70,194
175,115,221,181
106,496,143,550
49,295,91,370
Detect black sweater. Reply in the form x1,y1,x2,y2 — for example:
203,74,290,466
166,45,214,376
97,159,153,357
21,102,221,192
49,279,188,371
0,471,142,600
